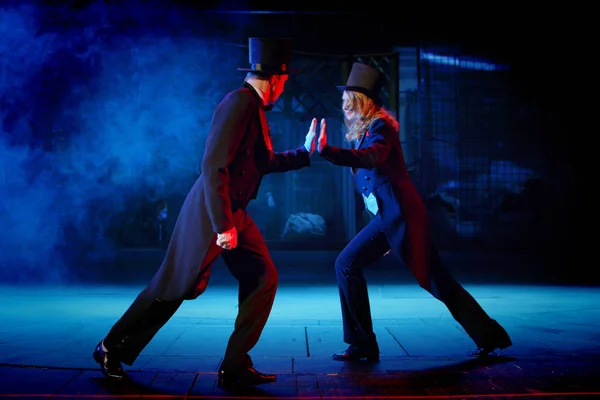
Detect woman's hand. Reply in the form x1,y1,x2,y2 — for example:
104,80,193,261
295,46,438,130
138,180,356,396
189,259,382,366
317,118,327,153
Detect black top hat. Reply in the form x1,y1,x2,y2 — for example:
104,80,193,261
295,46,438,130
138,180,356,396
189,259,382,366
337,62,384,105
238,37,296,75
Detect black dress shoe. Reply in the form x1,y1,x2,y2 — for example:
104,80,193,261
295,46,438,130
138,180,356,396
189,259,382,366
469,320,512,357
332,345,380,362
93,341,128,380
218,366,276,388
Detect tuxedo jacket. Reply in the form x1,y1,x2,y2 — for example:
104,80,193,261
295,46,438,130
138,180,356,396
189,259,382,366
319,118,433,290
202,82,310,234
145,82,310,301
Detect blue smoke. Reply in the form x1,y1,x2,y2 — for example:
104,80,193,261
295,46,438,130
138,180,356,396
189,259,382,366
0,2,245,283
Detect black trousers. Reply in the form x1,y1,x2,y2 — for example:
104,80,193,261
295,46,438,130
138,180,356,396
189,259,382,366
103,209,278,370
335,213,499,349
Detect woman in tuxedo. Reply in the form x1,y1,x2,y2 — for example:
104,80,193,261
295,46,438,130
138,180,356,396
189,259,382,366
316,62,512,361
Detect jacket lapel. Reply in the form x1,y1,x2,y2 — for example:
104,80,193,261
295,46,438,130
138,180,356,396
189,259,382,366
243,82,273,151
355,130,368,149
351,130,369,175
258,106,273,151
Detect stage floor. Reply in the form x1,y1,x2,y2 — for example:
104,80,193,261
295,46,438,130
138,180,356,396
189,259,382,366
0,260,599,399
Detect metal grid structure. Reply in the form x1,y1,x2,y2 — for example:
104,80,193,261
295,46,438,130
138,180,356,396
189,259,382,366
416,45,546,250
273,55,345,119
352,54,398,113
112,39,547,251
253,52,399,244
111,42,397,248
253,53,346,244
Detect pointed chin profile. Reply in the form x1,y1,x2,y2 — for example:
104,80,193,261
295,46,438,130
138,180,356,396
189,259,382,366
344,110,355,122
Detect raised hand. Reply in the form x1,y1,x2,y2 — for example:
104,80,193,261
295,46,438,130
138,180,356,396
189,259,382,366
317,118,327,153
303,118,317,154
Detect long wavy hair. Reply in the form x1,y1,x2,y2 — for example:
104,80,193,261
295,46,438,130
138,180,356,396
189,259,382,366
343,91,399,142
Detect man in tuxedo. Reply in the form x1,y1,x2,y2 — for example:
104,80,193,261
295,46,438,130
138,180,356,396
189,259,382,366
93,37,318,388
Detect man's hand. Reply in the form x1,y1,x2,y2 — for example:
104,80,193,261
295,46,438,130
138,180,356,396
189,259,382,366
216,226,238,250
317,118,327,153
304,118,317,154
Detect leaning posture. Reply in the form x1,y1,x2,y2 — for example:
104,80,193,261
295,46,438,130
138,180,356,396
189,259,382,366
93,37,318,387
317,62,512,362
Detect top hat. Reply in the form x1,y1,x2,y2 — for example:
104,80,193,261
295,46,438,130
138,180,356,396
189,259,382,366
337,62,384,105
238,37,296,75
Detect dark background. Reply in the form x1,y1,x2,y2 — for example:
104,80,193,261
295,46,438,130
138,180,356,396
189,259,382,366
0,0,582,284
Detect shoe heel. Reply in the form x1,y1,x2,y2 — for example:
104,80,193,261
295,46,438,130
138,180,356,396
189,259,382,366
93,349,101,364
218,375,237,390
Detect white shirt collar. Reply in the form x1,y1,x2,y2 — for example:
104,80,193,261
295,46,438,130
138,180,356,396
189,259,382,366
247,81,268,106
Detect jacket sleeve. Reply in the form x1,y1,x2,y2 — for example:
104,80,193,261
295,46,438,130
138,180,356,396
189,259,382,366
319,119,394,169
201,90,254,234
265,147,311,174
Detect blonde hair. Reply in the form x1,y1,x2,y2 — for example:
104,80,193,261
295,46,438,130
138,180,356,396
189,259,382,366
343,91,399,142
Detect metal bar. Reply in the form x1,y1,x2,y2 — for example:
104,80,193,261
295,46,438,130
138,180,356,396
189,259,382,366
196,10,359,15
389,52,399,117
452,46,462,239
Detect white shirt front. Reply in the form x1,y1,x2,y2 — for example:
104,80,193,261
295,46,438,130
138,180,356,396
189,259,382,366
247,81,268,106
363,192,379,215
